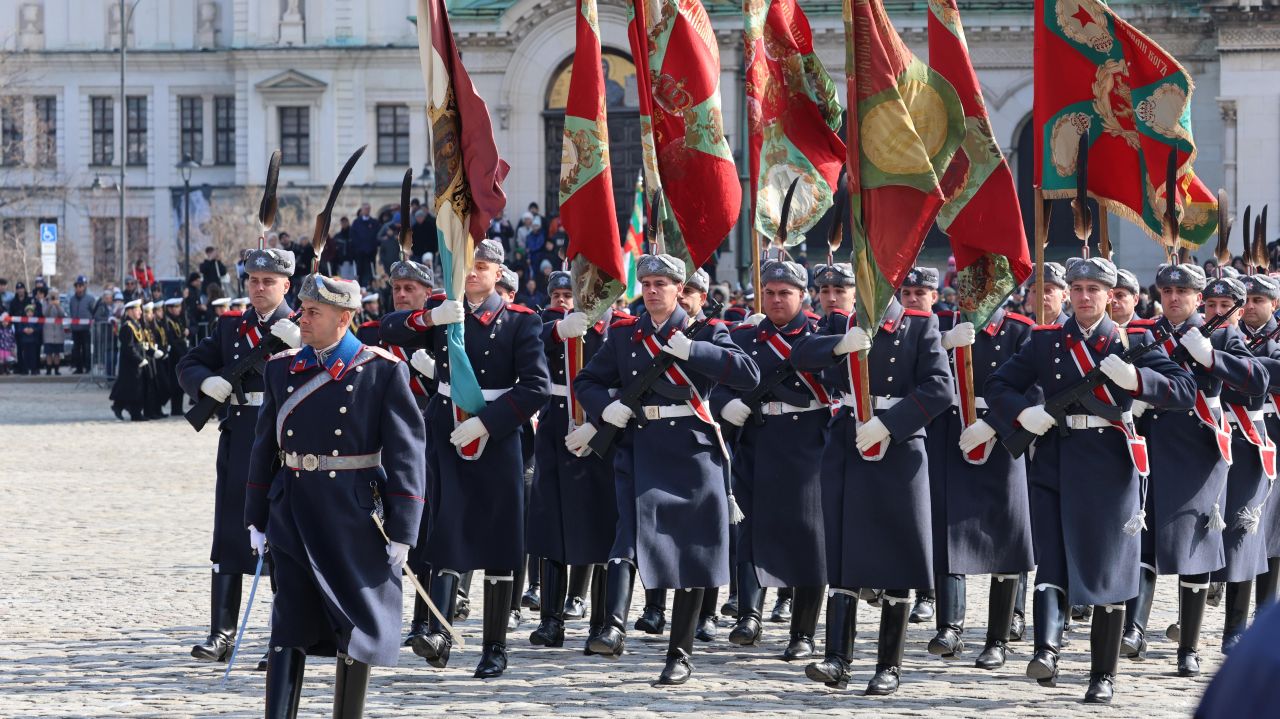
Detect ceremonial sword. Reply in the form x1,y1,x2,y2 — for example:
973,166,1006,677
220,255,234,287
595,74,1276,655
220,552,265,686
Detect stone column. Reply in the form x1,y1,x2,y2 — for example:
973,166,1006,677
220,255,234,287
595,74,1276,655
1219,98,1238,205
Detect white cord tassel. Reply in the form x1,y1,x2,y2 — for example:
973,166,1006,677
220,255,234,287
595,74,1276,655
1206,502,1228,532
1123,510,1147,537
728,492,745,525
1238,505,1263,535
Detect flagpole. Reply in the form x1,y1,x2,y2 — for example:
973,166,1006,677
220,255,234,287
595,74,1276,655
751,228,762,314
1098,206,1111,259
1034,187,1047,323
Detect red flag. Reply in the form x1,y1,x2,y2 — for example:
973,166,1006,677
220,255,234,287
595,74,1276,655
629,0,741,268
561,0,625,285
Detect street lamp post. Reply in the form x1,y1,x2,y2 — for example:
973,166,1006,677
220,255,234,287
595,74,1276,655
177,153,200,281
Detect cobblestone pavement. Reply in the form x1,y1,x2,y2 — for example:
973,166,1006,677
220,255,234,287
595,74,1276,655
0,382,1227,717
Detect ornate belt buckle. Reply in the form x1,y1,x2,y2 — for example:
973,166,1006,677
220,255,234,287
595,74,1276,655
301,453,320,472
644,406,661,421
1068,416,1088,430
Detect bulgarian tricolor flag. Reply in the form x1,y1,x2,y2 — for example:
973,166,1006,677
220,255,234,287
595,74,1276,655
845,0,965,331
928,0,1031,325
416,0,509,416
560,0,626,321
1034,0,1217,247
623,174,645,302
628,0,741,270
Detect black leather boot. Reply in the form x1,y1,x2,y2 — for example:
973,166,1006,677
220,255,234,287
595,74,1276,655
928,574,966,658
1026,585,1065,687
771,586,793,623
805,590,855,688
1177,576,1209,677
530,560,567,647
696,587,718,642
976,574,1019,670
588,561,634,659
866,593,910,695
403,591,431,648
412,570,458,668
584,564,607,655
1009,573,1028,642
520,555,541,610
333,656,370,719
783,586,823,660
909,589,935,624
565,564,590,620
264,646,305,719
1084,604,1125,704
658,588,704,685
1121,565,1156,660
454,571,473,622
729,562,765,646
1258,557,1280,609
191,571,242,661
636,588,667,634
475,574,513,678
1223,580,1253,654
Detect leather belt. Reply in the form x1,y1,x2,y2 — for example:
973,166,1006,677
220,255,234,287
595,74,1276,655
1062,413,1132,430
437,381,512,402
952,396,988,410
641,404,695,420
839,396,902,410
759,399,826,415
229,391,263,407
549,383,569,397
284,450,382,472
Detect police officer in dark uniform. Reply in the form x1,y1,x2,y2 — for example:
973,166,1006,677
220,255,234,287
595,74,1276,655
178,246,298,665
110,299,148,421
791,269,951,696
716,260,827,661
244,272,426,718
923,269,1037,671
986,257,1197,703
1122,268,1266,677
1241,274,1280,611
526,270,621,650
380,239,550,679
575,254,759,685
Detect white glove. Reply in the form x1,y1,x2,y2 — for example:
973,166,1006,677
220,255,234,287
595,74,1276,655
269,318,302,349
721,398,752,427
601,400,634,428
835,326,871,356
1181,328,1215,367
941,322,976,350
139,359,148,368
1017,405,1057,436
565,423,598,457
958,418,997,453
1130,399,1149,418
386,541,410,569
1099,354,1139,391
152,348,166,359
430,299,466,326
200,376,232,402
410,349,436,379
855,417,891,452
449,416,489,448
557,312,590,339
248,525,268,556
662,331,692,361
741,313,766,327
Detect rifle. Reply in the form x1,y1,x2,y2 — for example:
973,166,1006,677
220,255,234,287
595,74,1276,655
1247,310,1280,352
588,298,722,457
739,357,797,425
1002,302,1242,459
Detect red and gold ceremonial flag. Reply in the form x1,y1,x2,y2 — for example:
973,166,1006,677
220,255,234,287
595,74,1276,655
1034,0,1217,247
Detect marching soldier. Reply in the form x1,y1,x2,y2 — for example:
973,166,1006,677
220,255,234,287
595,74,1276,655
163,297,191,416
986,257,1197,703
380,239,550,679
718,260,828,661
109,299,148,421
177,247,299,666
141,302,168,419
791,267,951,696
244,272,426,717
1209,274,1278,654
1033,262,1071,325
1109,269,1142,331
575,254,759,685
1241,274,1280,610
525,270,620,650
922,268,1037,671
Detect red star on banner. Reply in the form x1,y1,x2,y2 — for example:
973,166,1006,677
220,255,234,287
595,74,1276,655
1073,5,1095,27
